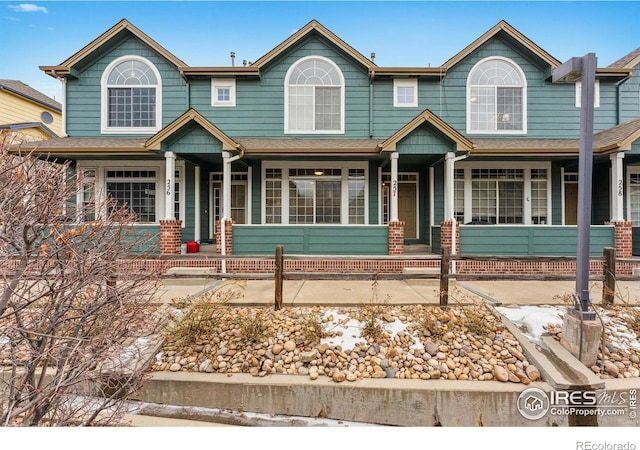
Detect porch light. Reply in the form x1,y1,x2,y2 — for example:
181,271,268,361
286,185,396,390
314,169,324,176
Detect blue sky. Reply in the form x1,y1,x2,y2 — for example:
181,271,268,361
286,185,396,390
1,1,640,102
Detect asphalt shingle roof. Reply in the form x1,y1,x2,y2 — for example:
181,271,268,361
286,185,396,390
0,79,62,111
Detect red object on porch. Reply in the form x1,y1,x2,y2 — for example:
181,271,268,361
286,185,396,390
186,241,199,253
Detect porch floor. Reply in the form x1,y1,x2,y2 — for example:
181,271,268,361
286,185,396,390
188,243,433,256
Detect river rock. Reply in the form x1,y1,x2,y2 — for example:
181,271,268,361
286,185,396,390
493,365,509,382
272,344,284,355
332,371,346,383
604,360,619,378
425,342,439,356
525,365,541,381
284,340,297,352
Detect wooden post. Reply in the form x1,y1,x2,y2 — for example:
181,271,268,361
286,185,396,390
274,244,283,310
602,246,616,306
440,246,450,307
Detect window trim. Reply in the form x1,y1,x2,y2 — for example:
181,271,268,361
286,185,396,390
455,161,551,225
393,79,418,107
626,166,640,225
575,80,600,108
75,160,184,225
211,78,236,107
466,56,527,135
101,55,162,135
261,161,368,225
284,55,345,135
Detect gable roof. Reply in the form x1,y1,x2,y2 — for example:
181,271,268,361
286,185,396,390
608,47,640,69
441,20,562,71
251,19,375,70
145,109,244,152
0,122,58,139
593,117,640,152
381,109,474,152
0,79,61,111
40,19,186,78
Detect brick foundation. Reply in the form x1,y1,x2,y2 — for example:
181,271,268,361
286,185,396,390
440,221,460,254
388,221,405,255
159,219,182,255
608,220,633,259
215,220,234,255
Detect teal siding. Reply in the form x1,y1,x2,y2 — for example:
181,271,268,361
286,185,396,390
431,226,441,254
434,38,617,139
592,161,610,225
66,34,187,137
459,225,614,256
551,162,563,225
190,35,372,138
251,161,262,225
165,125,223,154
124,225,160,255
395,125,456,154
232,225,388,255
368,160,379,224
433,162,445,224
620,63,640,123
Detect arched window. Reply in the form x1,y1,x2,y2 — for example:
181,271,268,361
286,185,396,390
285,56,344,134
101,56,161,133
467,57,526,134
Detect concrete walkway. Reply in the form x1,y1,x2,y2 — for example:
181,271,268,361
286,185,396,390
157,277,640,306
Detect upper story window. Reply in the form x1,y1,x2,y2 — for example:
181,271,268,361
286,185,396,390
212,78,236,107
467,57,526,134
393,79,418,107
575,80,600,108
101,56,162,134
285,56,344,134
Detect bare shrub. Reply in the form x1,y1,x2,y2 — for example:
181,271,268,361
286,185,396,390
0,142,161,426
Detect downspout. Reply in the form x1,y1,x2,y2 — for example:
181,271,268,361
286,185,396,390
60,77,67,137
221,150,244,274
445,151,469,274
369,71,374,138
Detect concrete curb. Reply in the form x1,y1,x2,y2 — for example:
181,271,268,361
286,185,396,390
137,371,561,426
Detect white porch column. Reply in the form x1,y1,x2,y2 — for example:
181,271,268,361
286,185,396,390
444,152,455,221
222,151,232,220
194,165,201,242
390,152,399,222
164,151,176,219
610,152,625,221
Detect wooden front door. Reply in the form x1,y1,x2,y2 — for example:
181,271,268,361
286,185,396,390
564,183,578,225
398,183,417,239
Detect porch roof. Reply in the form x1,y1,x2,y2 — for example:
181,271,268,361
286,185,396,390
235,138,386,155
17,137,153,156
472,118,640,156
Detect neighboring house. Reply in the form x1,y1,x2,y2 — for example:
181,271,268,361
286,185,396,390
0,79,62,143
31,19,640,260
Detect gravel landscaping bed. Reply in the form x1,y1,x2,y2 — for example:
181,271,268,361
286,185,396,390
152,301,544,384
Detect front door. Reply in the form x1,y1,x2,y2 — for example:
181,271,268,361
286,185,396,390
398,183,417,239
209,173,248,239
564,183,578,225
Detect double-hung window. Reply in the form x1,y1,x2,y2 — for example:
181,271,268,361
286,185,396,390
285,56,344,134
101,56,161,134
467,57,526,134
